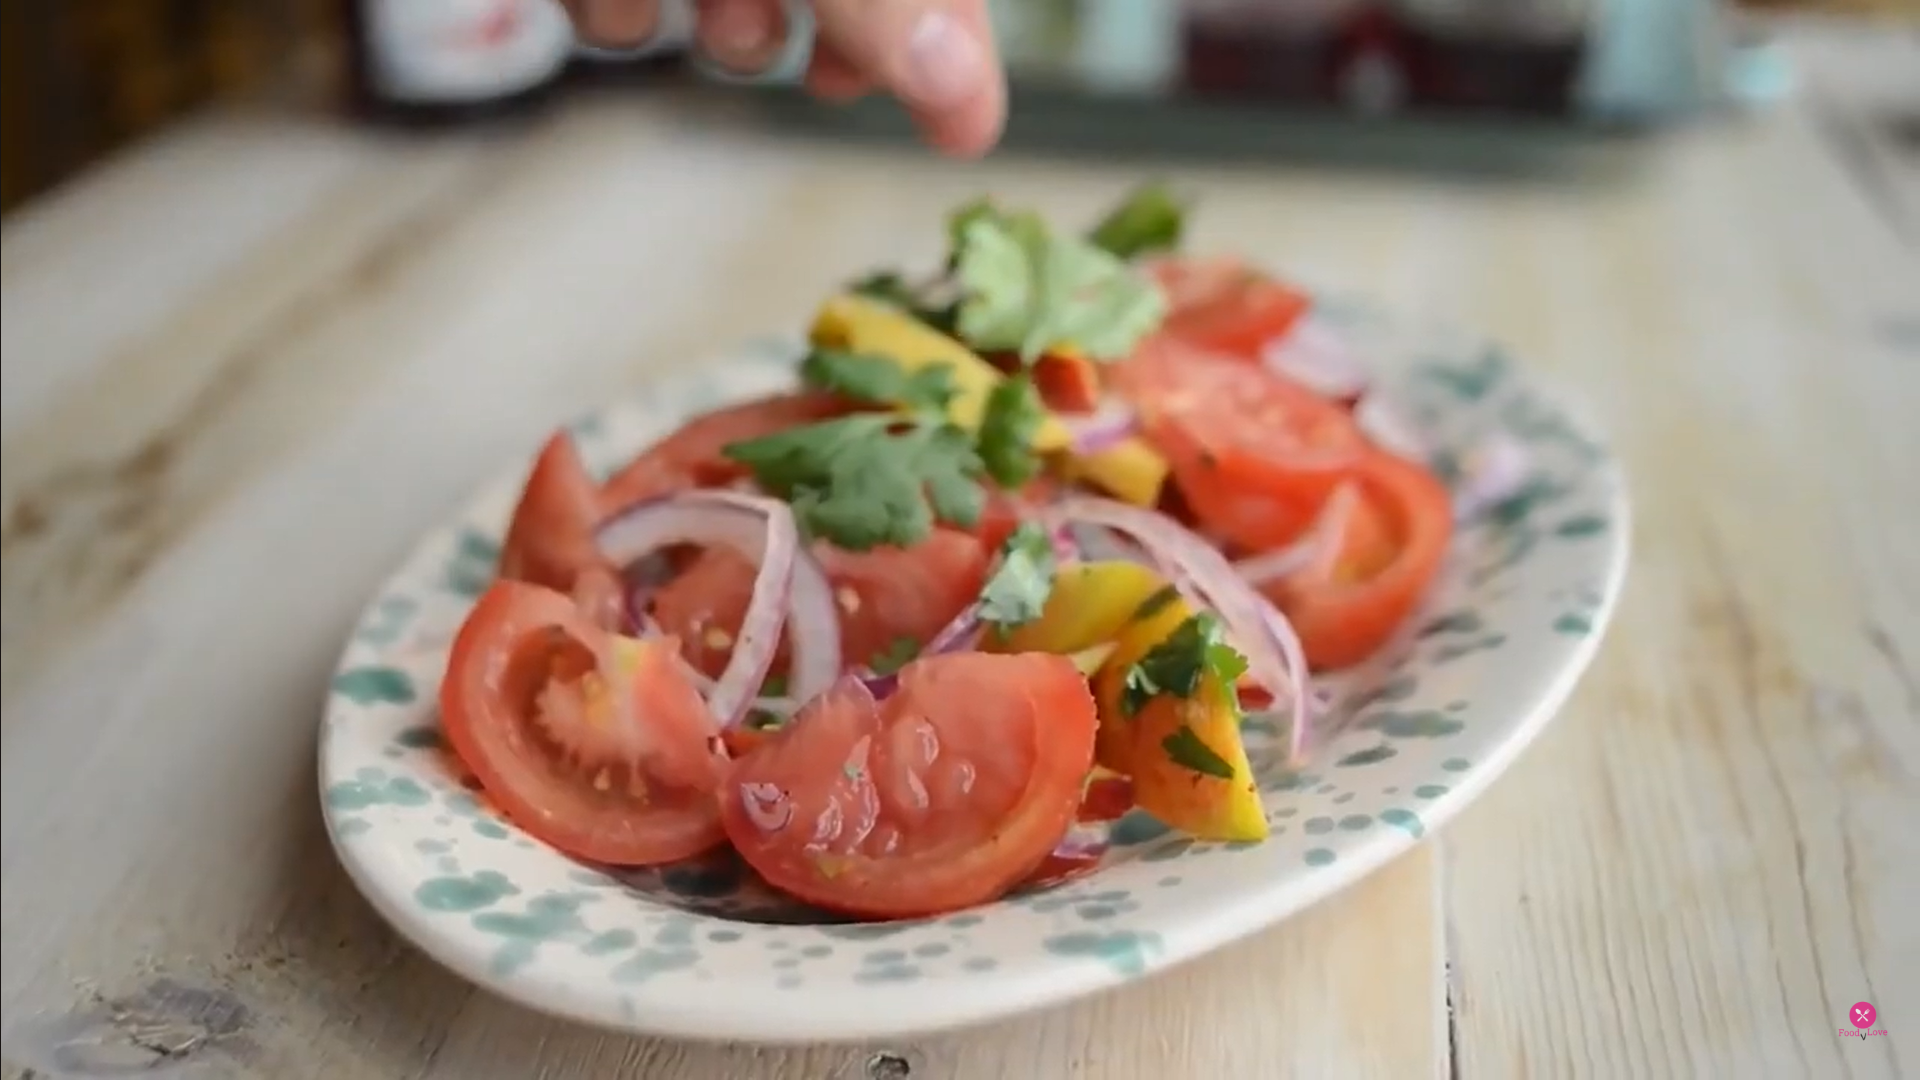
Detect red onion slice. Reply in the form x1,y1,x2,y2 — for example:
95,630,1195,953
1262,315,1370,403
1042,497,1314,763
1060,399,1139,455
1232,482,1359,586
596,491,840,730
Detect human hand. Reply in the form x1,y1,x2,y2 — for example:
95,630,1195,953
559,0,1006,158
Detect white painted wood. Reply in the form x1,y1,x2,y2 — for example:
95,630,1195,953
2,22,1915,1077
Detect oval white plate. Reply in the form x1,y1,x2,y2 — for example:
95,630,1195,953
319,308,1628,1044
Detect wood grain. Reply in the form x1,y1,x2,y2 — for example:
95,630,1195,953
3,21,1917,1079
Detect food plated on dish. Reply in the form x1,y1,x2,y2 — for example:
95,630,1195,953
320,186,1627,1041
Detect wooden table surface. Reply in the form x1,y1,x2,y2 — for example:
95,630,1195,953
3,22,1917,1080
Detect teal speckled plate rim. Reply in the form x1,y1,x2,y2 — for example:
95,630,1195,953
318,311,1630,1045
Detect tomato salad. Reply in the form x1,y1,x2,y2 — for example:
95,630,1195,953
439,186,1525,920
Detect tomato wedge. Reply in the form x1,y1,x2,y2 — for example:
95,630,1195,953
1150,256,1312,358
497,433,626,626
1032,352,1103,413
718,652,1099,918
440,580,728,866
600,392,857,513
1115,338,1369,551
1260,449,1454,670
648,530,990,678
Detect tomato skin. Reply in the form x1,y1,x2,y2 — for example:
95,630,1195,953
719,653,1099,918
600,392,857,513
1261,449,1454,670
440,581,729,866
1150,257,1312,359
1033,352,1103,413
499,433,605,593
648,531,990,678
1116,338,1368,551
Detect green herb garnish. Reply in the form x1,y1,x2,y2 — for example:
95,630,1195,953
952,211,1167,363
1119,612,1249,718
976,373,1046,488
1160,724,1237,780
800,348,956,418
725,354,1042,550
868,636,921,676
1089,182,1187,261
723,416,984,550
1132,584,1181,623
849,270,958,334
977,521,1057,636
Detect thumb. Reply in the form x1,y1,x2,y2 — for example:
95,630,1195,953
806,0,1005,157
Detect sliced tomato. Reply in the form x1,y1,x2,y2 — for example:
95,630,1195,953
718,652,1099,918
1115,338,1369,551
499,432,602,591
647,530,990,678
600,392,857,513
1150,256,1312,358
1260,449,1454,670
497,433,627,626
1033,352,1103,413
439,581,728,866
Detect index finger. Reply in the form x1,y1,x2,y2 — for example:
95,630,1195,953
806,0,1006,158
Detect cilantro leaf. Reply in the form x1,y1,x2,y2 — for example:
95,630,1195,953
850,270,922,310
977,521,1057,635
1160,725,1237,780
868,636,921,676
849,270,959,335
946,197,1006,262
1132,584,1181,622
723,416,985,550
976,373,1045,488
952,212,1168,363
1089,183,1187,261
800,348,956,417
1119,612,1250,718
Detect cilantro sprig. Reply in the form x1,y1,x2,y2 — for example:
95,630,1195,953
1119,612,1250,719
799,348,956,418
844,185,1182,365
1160,725,1237,780
1120,611,1250,781
721,349,1045,550
952,209,1166,363
722,414,984,551
867,636,921,677
977,521,1058,637
1088,183,1187,261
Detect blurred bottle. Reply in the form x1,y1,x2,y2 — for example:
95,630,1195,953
344,0,574,124
568,0,694,86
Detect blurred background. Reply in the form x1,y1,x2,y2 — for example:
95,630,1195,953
1,0,1913,216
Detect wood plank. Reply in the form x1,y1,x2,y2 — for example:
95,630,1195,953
1437,45,1920,1079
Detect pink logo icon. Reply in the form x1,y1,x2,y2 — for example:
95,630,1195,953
1851,1002,1877,1028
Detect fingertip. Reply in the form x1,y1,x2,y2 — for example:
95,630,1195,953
912,64,1006,158
805,48,872,103
574,0,662,48
693,0,786,75
916,98,1005,159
